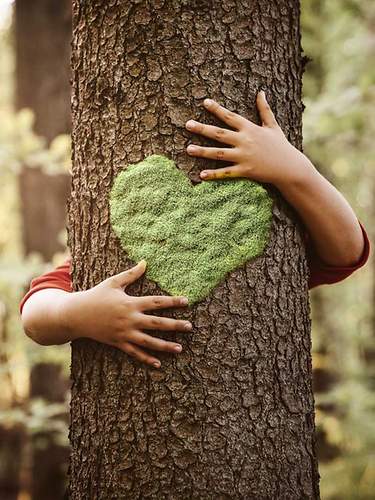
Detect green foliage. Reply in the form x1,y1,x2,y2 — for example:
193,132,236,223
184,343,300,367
0,398,69,447
110,154,273,303
0,2,71,449
0,108,71,176
302,0,375,497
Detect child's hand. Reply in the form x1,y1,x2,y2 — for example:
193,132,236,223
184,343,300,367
61,260,192,368
185,91,312,188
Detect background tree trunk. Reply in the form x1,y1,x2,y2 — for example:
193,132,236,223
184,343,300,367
15,0,71,142
15,0,72,261
18,167,71,261
15,2,72,499
68,1,320,498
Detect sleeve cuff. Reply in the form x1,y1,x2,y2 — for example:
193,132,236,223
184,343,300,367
307,220,370,289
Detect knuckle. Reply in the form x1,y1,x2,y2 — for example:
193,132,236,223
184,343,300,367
244,136,255,147
172,297,181,307
138,337,148,347
161,341,170,351
108,276,119,287
216,150,225,160
125,345,136,357
214,128,225,139
115,331,127,343
153,297,163,307
150,317,161,328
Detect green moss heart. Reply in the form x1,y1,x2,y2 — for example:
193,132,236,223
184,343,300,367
109,154,273,304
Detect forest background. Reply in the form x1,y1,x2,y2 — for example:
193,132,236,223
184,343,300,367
0,0,374,498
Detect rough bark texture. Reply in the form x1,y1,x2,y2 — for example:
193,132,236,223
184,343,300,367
15,0,72,142
68,1,320,498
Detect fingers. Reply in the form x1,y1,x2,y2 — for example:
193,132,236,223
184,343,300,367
136,313,192,333
119,341,162,369
200,165,244,181
136,295,189,311
203,98,249,130
185,120,239,146
186,144,239,162
256,91,278,128
126,329,184,354
110,260,147,288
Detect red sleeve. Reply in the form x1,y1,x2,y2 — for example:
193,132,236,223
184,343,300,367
19,258,73,314
306,220,370,289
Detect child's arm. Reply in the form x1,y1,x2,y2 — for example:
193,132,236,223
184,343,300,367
185,92,366,268
21,260,192,369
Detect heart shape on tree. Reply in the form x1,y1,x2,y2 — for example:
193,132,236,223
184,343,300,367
109,154,273,304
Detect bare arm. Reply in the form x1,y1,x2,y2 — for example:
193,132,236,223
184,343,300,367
22,288,78,345
276,159,364,266
184,92,365,267
21,261,192,368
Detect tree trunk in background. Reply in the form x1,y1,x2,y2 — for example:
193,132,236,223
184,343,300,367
0,303,25,500
15,0,72,260
18,167,71,261
29,364,70,500
15,2,72,499
15,0,71,141
68,1,320,498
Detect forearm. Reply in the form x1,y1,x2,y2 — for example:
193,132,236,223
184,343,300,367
21,289,78,345
276,158,364,266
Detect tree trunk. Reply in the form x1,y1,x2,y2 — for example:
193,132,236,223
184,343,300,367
15,0,72,142
15,3,72,499
18,166,71,261
68,1,320,498
29,363,70,500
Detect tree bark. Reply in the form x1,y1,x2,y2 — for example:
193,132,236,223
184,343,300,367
68,1,320,498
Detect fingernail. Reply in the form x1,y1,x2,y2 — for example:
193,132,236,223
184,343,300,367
185,322,193,331
186,120,195,129
187,145,197,152
174,345,182,352
180,297,189,305
139,259,147,267
153,361,160,368
260,90,266,99
200,171,208,178
204,98,213,106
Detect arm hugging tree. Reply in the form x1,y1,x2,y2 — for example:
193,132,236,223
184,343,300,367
68,1,320,498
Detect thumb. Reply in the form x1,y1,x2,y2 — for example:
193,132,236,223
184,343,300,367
109,260,147,288
257,91,278,128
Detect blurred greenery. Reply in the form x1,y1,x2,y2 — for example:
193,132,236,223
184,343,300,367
302,0,375,497
0,0,373,498
0,1,71,468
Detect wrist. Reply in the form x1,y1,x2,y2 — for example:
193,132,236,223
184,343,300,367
57,291,84,342
275,149,318,195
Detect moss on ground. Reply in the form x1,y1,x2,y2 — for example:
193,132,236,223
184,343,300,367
110,154,273,304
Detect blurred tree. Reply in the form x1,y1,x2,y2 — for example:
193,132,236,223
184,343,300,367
67,0,320,498
14,2,73,500
15,0,72,261
15,0,71,141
